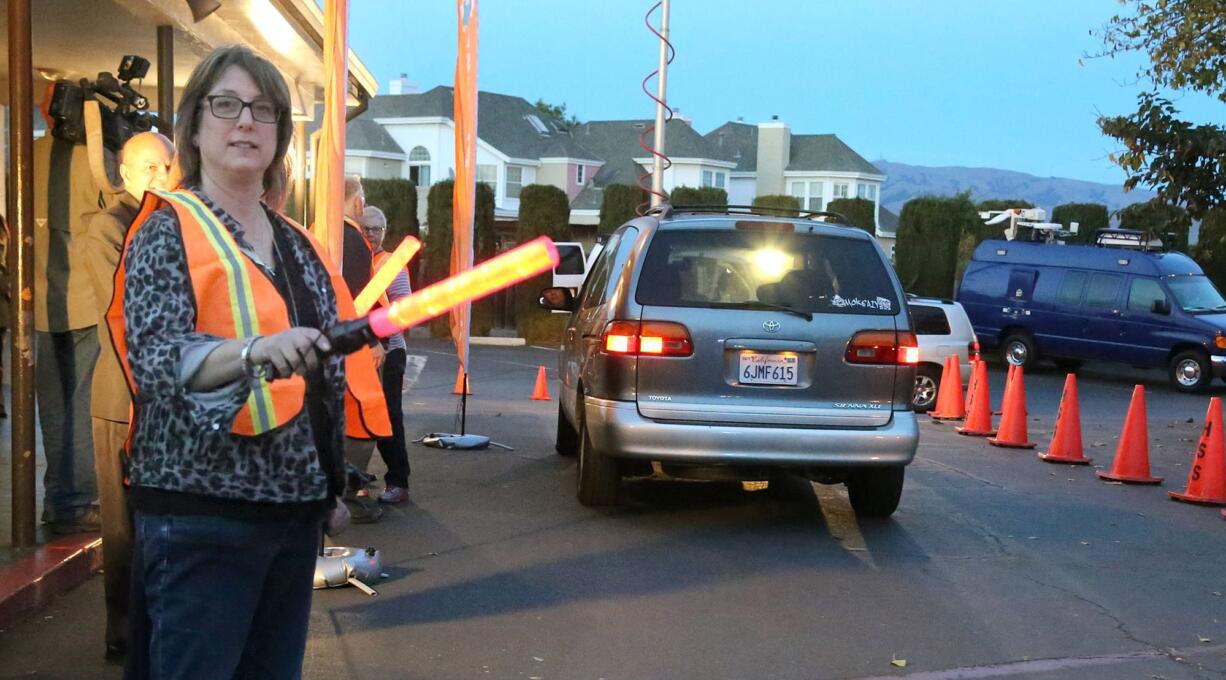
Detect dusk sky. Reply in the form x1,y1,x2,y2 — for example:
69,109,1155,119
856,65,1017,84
347,1,1225,185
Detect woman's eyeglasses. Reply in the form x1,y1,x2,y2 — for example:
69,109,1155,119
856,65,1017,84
204,95,280,123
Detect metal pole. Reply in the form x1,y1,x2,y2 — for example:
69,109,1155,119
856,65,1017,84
649,0,670,207
157,25,174,141
8,0,36,548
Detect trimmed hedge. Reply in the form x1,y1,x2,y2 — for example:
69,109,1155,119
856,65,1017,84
826,197,876,235
752,194,801,216
1117,199,1192,252
362,178,418,250
670,185,727,207
896,195,979,298
516,184,572,339
1051,203,1109,244
424,180,497,337
598,184,648,235
975,199,1034,212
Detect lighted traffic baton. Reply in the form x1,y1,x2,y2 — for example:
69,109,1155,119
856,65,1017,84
325,236,560,356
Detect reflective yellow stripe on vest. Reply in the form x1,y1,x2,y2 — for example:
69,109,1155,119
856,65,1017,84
153,189,279,434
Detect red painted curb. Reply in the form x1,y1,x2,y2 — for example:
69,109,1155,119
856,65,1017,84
0,535,103,631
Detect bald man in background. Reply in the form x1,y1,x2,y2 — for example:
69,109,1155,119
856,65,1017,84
82,131,173,662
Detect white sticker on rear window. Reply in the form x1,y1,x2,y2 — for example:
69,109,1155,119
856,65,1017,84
832,294,893,311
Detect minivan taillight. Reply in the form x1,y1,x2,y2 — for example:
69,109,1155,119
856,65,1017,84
602,320,693,357
969,339,981,361
846,330,919,365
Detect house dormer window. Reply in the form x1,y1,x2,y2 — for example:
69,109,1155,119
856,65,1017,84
576,164,585,185
525,114,550,135
408,145,431,187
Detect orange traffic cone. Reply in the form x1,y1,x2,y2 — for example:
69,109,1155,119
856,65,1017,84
993,364,1016,415
1097,385,1163,484
957,360,995,437
963,359,979,413
452,366,472,395
988,365,1035,449
531,366,551,401
930,355,965,421
1039,374,1090,464
1169,397,1226,505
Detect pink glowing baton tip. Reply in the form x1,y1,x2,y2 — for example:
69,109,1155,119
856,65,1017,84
368,307,399,339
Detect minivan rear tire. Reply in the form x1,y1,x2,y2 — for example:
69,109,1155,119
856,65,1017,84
1170,350,1213,393
577,414,621,506
846,466,905,518
556,402,578,456
1001,332,1038,371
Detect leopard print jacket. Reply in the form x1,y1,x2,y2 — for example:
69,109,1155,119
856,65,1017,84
122,189,345,504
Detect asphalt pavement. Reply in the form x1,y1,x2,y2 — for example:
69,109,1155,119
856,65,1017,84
3,341,1226,680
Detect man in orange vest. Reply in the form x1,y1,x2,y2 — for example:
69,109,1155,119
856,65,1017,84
340,175,387,523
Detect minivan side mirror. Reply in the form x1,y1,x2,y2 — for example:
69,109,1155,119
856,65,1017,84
1151,298,1172,315
539,287,577,312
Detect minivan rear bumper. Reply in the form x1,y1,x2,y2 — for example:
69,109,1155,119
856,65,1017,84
583,396,919,467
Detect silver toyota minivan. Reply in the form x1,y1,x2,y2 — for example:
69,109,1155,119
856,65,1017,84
539,205,920,516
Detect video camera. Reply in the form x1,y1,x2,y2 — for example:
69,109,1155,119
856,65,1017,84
48,55,163,151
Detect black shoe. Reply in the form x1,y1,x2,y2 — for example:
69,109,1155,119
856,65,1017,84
49,506,102,535
344,493,383,524
104,642,126,664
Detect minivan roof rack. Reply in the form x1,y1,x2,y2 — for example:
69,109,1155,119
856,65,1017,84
659,203,853,225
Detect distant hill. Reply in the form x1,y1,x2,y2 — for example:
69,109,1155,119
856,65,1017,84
873,160,1154,216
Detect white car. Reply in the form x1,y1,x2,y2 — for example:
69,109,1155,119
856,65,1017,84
908,297,978,412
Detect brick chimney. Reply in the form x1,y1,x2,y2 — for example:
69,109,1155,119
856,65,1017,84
755,115,790,196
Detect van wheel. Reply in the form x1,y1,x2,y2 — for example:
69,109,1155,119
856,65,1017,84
577,412,621,506
1170,350,1213,393
911,364,941,412
846,466,904,518
555,401,578,456
1001,333,1037,371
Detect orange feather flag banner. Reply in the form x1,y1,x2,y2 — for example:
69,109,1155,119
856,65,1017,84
450,0,479,376
311,0,348,266
353,236,422,315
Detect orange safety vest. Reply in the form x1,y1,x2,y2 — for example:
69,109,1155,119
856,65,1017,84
106,189,391,439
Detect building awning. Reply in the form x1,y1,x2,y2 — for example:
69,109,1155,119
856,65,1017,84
0,0,378,119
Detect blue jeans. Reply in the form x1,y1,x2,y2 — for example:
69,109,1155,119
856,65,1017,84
35,328,99,519
129,512,320,680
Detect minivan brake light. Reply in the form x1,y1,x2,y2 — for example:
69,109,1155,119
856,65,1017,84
602,320,693,357
846,330,919,365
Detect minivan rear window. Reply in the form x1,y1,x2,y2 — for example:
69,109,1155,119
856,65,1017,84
635,229,899,315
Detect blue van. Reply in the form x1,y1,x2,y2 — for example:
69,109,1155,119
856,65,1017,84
956,238,1226,392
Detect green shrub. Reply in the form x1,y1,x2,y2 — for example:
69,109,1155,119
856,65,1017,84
362,178,418,250
424,179,496,283
516,184,572,339
670,185,727,207
1193,209,1226,293
1117,199,1192,252
826,197,876,235
896,195,978,298
598,184,648,235
751,194,801,216
975,199,1035,212
1051,203,1109,244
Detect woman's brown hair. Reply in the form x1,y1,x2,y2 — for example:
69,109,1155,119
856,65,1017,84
174,45,293,201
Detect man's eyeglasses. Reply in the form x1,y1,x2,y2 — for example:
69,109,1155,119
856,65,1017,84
204,95,280,123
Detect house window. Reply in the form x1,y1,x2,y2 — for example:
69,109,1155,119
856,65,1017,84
576,164,585,185
868,184,877,201
507,165,523,199
857,183,867,199
715,172,726,189
789,180,823,210
476,164,497,188
408,146,431,187
833,183,849,199
702,170,714,187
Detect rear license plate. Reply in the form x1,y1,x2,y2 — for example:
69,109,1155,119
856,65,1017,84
738,352,799,385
